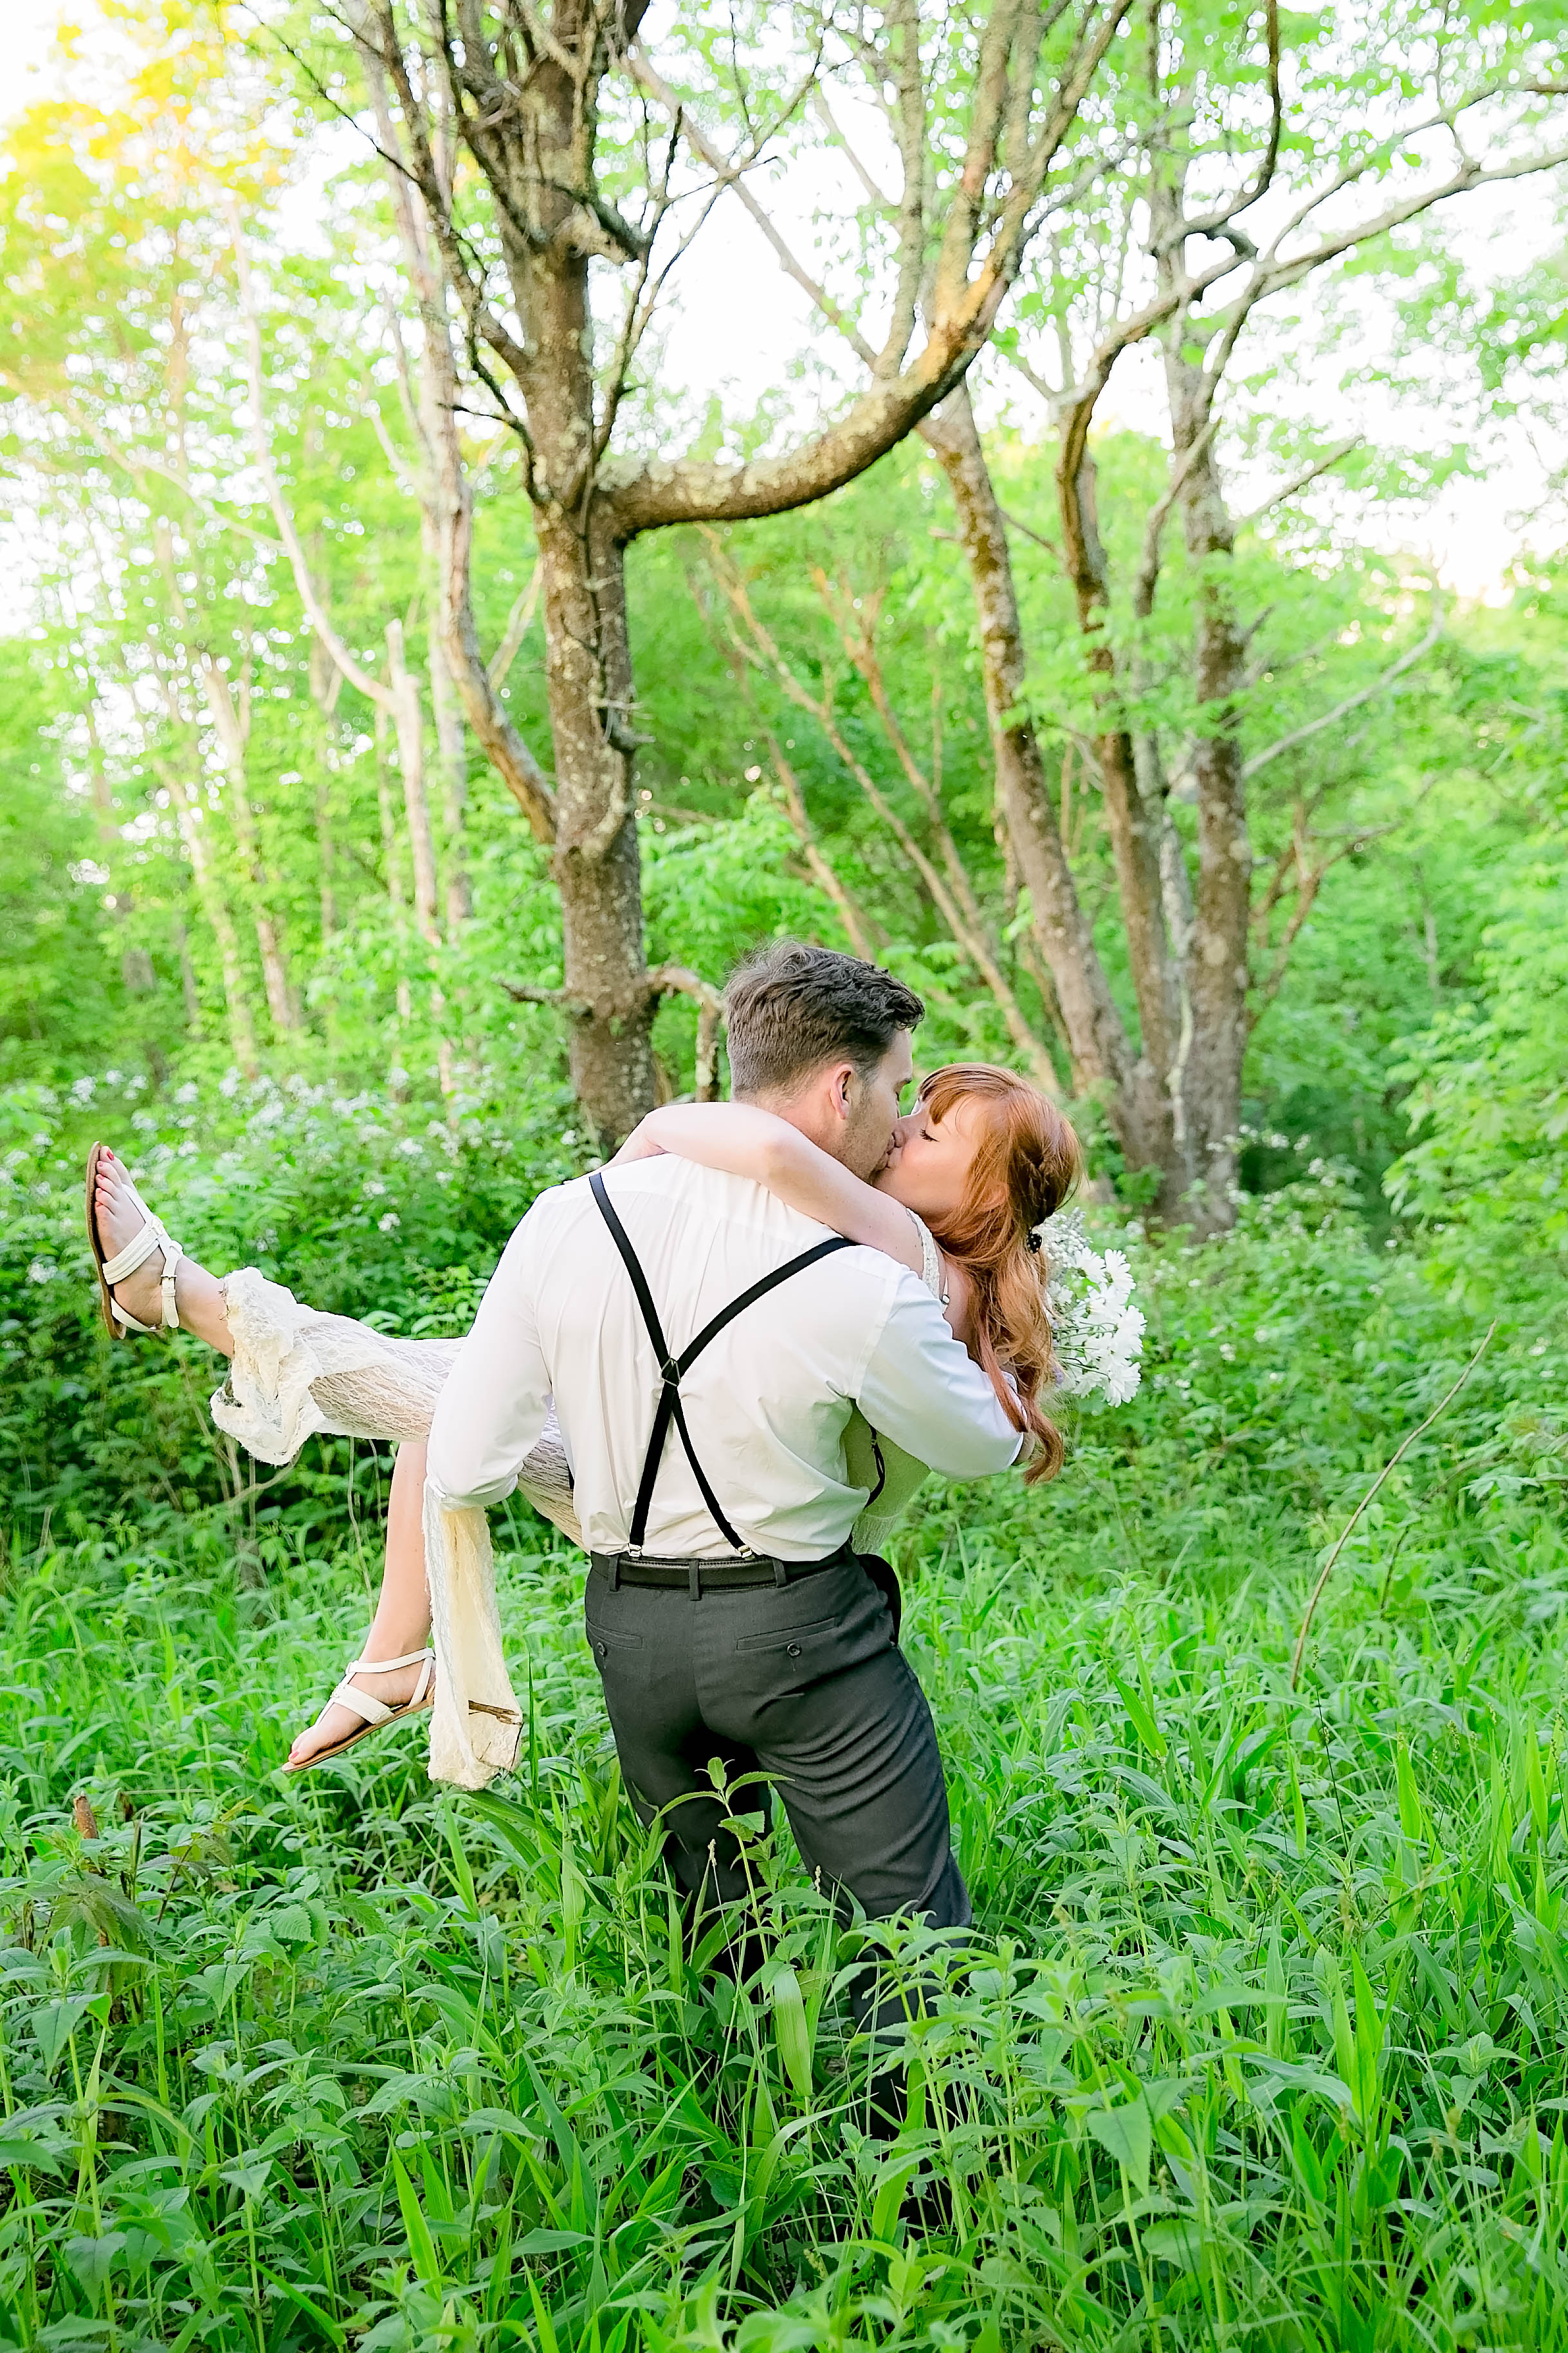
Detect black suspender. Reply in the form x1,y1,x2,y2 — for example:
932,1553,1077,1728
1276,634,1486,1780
588,1170,854,1553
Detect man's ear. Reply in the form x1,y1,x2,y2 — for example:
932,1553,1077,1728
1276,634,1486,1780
827,1061,856,1122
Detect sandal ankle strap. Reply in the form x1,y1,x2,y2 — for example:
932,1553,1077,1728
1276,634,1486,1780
101,1193,184,1333
345,1647,435,1674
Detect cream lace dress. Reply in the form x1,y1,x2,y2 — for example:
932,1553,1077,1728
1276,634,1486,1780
211,1213,947,1791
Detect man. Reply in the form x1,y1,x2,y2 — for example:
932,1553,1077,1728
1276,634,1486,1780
426,942,1020,1938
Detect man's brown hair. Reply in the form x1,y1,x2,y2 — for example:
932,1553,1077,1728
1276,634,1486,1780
724,942,924,1100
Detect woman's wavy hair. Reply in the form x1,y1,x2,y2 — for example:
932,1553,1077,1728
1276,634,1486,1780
918,1063,1083,1483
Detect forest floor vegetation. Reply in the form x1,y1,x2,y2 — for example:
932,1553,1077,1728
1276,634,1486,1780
3,1126,1567,2350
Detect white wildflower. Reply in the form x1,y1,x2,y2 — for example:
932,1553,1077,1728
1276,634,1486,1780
1035,1207,1144,1407
71,1076,96,1106
378,1211,401,1232
27,1259,57,1285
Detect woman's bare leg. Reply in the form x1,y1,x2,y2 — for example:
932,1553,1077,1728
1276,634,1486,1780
93,1148,435,1768
287,1438,433,1768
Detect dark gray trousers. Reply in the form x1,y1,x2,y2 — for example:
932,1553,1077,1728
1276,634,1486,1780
583,1548,971,1934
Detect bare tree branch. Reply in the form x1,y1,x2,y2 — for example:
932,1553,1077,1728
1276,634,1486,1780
1156,0,1281,251
1235,435,1363,527
228,206,391,715
488,561,542,688
646,962,724,1099
692,572,884,960
1243,603,1445,779
708,534,1061,1092
616,0,1136,536
1131,414,1221,619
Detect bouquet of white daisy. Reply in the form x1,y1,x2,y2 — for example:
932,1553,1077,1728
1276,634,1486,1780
1034,1208,1144,1407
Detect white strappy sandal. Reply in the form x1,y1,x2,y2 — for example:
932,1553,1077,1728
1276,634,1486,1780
85,1143,184,1338
284,1646,437,1772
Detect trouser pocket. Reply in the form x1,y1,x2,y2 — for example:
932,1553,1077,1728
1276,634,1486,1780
584,1574,655,1687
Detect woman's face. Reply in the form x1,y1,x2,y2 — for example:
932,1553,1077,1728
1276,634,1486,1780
874,1091,985,1223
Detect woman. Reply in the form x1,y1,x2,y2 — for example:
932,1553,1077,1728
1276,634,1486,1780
86,1064,1080,1779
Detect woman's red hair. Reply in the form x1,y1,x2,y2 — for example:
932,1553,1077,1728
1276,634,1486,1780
918,1064,1082,1483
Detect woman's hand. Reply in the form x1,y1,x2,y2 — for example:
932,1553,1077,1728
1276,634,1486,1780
609,1119,667,1166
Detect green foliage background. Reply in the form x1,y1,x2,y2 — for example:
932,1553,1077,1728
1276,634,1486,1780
1,0,1567,2342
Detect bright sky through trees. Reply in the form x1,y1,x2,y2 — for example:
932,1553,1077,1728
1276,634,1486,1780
1,0,1560,607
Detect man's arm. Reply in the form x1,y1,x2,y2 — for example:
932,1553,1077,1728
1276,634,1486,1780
855,1272,1024,1479
426,1200,554,1509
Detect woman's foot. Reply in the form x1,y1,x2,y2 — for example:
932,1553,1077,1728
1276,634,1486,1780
89,1147,235,1353
287,1650,435,1768
91,1147,171,1332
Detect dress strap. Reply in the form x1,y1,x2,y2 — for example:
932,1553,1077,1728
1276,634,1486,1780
906,1207,949,1306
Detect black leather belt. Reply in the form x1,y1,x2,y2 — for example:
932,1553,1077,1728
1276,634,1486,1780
589,1545,853,1596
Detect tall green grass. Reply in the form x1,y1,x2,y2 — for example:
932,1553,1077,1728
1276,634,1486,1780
3,1175,1567,2349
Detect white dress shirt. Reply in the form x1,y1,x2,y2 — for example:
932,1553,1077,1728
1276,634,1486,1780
426,1157,1021,1560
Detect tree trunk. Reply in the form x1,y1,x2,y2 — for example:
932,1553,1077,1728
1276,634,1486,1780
316,770,338,940
160,762,259,1075
197,659,299,1032
386,619,441,949
308,618,342,940
1050,428,1190,1196
539,511,657,1144
428,632,472,930
175,920,201,1030
923,387,1182,1195
1165,387,1252,1222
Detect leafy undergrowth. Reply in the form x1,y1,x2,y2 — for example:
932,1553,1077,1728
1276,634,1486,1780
3,1180,1567,2350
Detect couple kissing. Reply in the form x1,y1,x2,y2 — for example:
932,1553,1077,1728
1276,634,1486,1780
86,942,1081,1950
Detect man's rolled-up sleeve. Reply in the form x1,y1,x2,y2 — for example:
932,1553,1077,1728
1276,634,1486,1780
855,1273,1024,1479
426,1204,553,1509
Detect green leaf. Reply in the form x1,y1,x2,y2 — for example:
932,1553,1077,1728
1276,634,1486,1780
441,1802,481,1915
1396,1743,1425,1844
1526,1725,1549,1843
769,1964,814,2102
1287,1748,1308,1859
870,2156,918,2245
1144,2218,1203,2271
0,2138,65,2176
1265,1927,1291,2062
1087,2096,1151,2197
390,2149,441,2288
1291,2107,1327,2204
31,1997,93,2071
1108,1665,1166,1759
221,2156,272,2201
1350,1949,1385,2125
513,2228,590,2255
65,2233,127,2294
